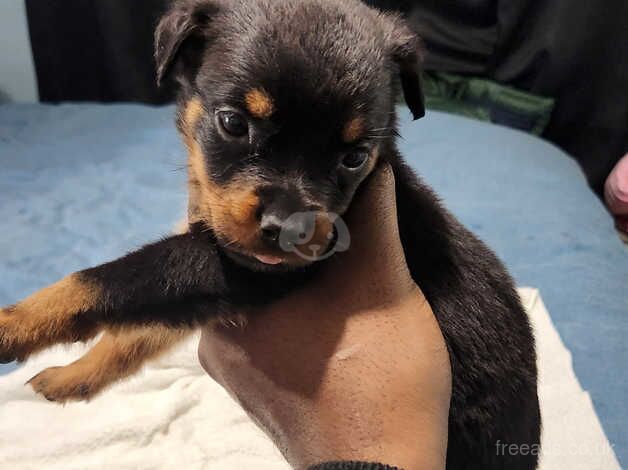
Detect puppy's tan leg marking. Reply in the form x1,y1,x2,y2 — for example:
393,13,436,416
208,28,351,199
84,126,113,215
28,326,191,403
0,274,102,362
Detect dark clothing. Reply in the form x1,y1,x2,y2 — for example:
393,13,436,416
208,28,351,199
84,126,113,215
406,0,628,194
310,462,399,470
25,0,171,104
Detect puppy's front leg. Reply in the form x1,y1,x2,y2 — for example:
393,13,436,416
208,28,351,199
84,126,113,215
0,231,228,362
27,325,191,403
0,274,102,362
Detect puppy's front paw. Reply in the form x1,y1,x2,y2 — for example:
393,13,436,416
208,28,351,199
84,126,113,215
27,366,96,403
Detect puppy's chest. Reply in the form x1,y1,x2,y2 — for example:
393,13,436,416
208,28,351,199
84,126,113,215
218,258,315,306
211,264,314,328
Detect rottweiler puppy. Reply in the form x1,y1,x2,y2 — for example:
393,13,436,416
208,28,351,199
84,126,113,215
0,0,540,468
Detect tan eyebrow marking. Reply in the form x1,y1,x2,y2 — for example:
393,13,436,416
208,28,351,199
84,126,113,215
342,116,365,143
244,88,275,119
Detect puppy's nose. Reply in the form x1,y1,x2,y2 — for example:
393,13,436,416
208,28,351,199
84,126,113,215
260,213,282,243
260,211,309,246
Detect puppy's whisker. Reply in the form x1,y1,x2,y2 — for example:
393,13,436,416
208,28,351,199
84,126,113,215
222,237,241,248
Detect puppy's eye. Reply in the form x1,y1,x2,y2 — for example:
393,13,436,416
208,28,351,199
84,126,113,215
341,151,369,170
217,111,248,138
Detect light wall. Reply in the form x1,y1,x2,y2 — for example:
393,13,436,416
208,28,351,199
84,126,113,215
0,0,38,102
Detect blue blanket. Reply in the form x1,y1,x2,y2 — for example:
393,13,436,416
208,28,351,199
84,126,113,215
1,104,626,464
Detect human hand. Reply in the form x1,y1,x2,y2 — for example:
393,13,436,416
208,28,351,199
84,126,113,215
198,164,452,470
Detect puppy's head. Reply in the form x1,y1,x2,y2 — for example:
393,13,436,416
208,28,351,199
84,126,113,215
156,0,424,270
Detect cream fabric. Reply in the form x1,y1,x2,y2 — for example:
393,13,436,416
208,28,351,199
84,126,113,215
0,288,619,469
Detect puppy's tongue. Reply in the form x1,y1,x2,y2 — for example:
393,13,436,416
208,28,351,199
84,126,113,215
254,254,283,265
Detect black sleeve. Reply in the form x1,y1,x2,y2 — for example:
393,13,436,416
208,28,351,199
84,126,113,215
308,462,400,470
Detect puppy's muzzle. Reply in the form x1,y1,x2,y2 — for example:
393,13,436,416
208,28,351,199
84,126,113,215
260,212,313,246
256,187,315,249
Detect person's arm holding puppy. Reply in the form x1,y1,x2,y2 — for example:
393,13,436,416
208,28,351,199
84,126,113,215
198,164,452,470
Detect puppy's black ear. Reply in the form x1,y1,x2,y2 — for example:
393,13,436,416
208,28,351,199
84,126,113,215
389,21,426,120
154,0,219,87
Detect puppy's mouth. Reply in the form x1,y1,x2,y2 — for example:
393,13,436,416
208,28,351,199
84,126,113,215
222,246,308,271
217,237,330,271
210,212,348,270
215,238,305,270
251,253,284,265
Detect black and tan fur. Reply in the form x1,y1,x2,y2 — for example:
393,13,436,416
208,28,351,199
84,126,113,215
0,1,540,468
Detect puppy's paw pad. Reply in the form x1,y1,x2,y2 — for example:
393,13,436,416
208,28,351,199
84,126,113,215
27,367,93,403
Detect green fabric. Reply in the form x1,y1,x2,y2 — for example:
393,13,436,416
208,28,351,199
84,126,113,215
423,72,555,136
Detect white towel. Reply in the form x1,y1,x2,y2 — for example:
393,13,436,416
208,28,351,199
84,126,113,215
0,288,619,469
